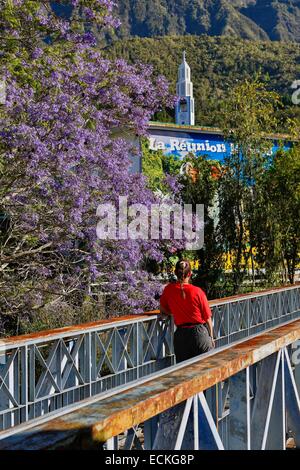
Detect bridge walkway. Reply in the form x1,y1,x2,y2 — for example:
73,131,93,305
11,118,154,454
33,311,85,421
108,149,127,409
1,318,300,450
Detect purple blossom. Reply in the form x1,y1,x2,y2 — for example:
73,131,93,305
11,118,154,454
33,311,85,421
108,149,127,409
0,0,178,320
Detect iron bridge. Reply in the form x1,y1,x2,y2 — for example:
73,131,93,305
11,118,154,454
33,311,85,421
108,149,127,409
0,284,300,450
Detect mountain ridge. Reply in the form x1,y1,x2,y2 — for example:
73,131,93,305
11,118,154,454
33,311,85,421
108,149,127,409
110,0,300,43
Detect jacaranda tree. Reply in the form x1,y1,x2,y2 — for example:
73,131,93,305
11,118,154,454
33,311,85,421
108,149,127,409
0,0,176,334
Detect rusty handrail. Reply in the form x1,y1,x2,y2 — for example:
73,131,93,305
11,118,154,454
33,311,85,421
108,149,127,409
1,319,300,449
1,283,299,347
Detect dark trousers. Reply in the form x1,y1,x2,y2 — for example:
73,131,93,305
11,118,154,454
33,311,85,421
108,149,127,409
174,324,213,363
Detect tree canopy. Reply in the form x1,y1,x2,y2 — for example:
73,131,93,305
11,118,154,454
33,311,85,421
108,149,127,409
0,0,176,334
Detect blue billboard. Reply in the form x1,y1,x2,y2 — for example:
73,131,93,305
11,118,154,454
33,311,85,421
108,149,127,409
148,127,291,161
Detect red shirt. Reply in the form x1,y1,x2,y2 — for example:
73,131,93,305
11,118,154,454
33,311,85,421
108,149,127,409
160,283,212,326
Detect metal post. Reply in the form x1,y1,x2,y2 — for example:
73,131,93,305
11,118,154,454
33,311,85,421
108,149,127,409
251,352,281,449
264,350,285,450
228,368,251,450
144,416,159,450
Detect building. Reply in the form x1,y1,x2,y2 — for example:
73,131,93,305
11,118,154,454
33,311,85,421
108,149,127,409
148,54,293,163
127,54,295,173
148,122,293,163
175,52,195,126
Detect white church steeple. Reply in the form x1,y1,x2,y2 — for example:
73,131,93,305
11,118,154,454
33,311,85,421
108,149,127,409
175,51,195,126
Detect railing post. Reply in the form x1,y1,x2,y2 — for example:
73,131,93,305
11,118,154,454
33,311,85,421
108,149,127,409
28,344,35,420
0,348,9,429
86,332,92,399
263,295,267,329
112,327,126,385
227,304,230,345
133,322,144,380
0,349,17,428
21,345,28,424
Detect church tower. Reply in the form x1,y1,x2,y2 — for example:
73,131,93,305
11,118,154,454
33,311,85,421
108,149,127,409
175,51,195,126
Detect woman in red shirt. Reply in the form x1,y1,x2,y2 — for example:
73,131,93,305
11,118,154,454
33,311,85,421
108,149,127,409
160,260,214,363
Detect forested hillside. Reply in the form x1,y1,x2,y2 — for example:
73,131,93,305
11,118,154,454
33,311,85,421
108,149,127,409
111,0,300,43
107,35,300,126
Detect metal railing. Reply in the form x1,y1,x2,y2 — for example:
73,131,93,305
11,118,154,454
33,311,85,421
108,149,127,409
1,319,300,450
0,284,299,435
212,284,300,347
102,323,300,451
0,314,174,432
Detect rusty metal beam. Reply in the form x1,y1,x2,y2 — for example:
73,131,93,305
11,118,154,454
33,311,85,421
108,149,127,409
0,314,158,348
1,319,300,450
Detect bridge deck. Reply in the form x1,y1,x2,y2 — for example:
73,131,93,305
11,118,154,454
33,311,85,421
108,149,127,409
1,319,300,450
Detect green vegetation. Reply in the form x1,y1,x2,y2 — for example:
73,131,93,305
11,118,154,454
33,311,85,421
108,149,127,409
141,78,300,297
110,0,300,43
141,139,165,191
107,35,300,127
260,146,300,285
217,78,285,292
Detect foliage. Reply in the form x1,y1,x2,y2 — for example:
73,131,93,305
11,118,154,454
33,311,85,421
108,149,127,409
110,0,300,44
217,78,297,292
140,78,300,296
260,146,300,284
140,138,165,191
107,34,300,127
177,155,223,296
0,0,176,335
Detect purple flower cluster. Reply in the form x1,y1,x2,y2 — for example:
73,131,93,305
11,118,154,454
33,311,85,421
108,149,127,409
1,1,120,47
0,0,178,321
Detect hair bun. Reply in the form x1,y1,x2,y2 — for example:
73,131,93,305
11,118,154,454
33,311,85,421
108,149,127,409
175,260,191,299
